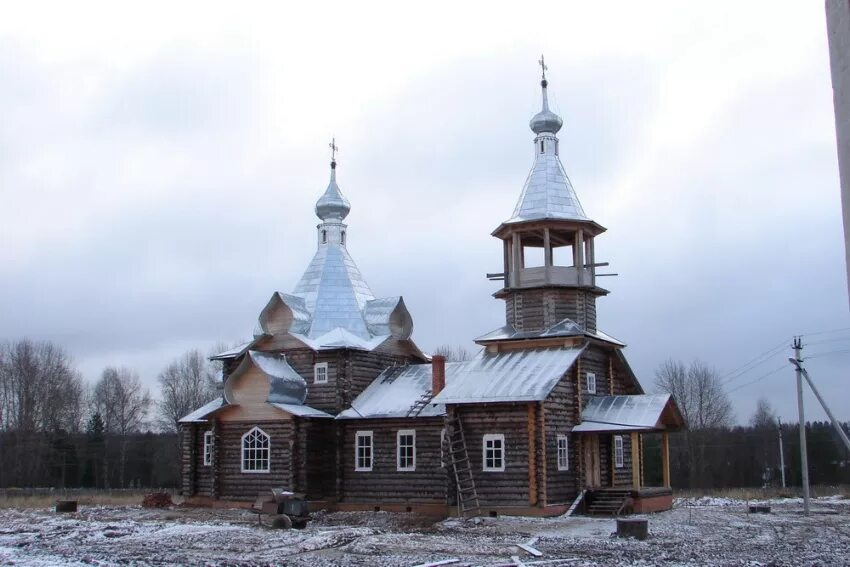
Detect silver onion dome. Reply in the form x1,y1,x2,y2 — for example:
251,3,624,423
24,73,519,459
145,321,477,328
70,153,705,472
529,79,563,135
315,160,351,221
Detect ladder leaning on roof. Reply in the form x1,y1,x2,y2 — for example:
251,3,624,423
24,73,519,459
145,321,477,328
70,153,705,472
446,409,481,518
406,390,434,418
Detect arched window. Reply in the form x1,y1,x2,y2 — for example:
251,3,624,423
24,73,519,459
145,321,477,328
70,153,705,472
540,140,545,154
241,427,270,473
322,230,327,244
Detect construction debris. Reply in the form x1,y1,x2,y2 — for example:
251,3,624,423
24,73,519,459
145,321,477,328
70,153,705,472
141,492,173,508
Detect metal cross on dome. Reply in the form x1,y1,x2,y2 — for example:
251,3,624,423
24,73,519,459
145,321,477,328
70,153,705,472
329,138,339,162
539,55,547,80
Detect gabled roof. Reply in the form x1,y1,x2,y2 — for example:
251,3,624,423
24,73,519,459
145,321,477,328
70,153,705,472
572,394,684,433
430,346,585,405
337,363,444,420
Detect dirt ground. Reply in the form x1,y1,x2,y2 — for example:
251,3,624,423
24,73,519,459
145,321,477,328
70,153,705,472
1,496,849,566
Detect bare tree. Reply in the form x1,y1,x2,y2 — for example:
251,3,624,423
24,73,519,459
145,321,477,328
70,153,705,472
432,344,475,362
92,367,151,488
750,397,777,429
157,348,220,432
655,358,733,488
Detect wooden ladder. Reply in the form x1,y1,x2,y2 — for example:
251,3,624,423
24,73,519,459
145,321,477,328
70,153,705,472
406,390,433,418
447,410,481,518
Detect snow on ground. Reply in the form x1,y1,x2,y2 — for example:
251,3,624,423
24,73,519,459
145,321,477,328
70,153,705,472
1,497,850,566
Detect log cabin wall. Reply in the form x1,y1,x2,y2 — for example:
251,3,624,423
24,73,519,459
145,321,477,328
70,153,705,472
298,419,336,500
340,418,446,504
216,419,295,501
578,345,612,403
193,424,213,496
179,424,195,496
504,288,599,333
598,435,611,487
454,404,531,508
543,370,579,504
611,355,640,395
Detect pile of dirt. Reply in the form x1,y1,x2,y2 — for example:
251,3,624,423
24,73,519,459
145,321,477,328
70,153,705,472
141,492,173,508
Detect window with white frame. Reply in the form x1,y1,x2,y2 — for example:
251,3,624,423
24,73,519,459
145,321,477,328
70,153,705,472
314,362,328,384
203,430,214,466
355,431,373,471
557,435,569,471
586,372,597,394
241,427,270,473
397,429,416,471
614,435,624,468
482,434,505,472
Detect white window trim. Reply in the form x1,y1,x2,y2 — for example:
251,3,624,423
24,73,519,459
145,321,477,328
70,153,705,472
355,431,373,472
396,429,416,471
614,435,624,468
314,362,328,384
203,430,213,466
557,435,569,471
440,428,447,468
482,433,506,472
586,372,597,395
241,426,270,474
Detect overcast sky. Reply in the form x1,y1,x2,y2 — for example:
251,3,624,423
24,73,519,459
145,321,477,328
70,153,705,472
1,1,848,424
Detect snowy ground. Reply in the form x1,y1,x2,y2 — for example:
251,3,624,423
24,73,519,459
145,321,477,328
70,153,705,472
1,497,850,566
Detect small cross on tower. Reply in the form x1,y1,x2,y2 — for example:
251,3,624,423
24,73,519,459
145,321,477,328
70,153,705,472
539,54,547,81
329,138,339,164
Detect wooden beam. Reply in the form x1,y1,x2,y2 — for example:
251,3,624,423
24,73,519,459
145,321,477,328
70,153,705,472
609,356,614,395
661,431,671,488
639,433,645,487
630,432,640,488
538,404,547,506
527,403,537,506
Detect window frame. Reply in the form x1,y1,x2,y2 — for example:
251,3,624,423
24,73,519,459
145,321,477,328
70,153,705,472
241,426,270,474
355,431,373,472
614,435,624,468
440,427,447,468
203,430,214,466
314,362,328,384
396,429,416,472
557,435,569,471
586,372,597,395
482,433,506,472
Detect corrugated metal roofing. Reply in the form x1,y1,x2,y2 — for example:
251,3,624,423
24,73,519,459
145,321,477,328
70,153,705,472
430,346,585,405
475,319,625,347
572,394,672,433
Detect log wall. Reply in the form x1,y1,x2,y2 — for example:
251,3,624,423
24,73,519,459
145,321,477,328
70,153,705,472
340,418,446,504
454,404,531,508
543,370,579,504
504,288,599,333
217,420,295,501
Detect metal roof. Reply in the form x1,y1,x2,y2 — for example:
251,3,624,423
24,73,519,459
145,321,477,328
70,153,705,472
430,346,585,405
270,403,334,418
315,162,351,221
337,363,445,420
504,76,589,225
245,351,308,405
475,318,625,347
178,397,227,423
572,394,674,433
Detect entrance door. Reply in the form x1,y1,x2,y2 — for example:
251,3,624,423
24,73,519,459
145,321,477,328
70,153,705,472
583,435,601,488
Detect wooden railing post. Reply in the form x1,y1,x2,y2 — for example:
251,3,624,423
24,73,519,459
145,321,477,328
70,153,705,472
661,432,671,488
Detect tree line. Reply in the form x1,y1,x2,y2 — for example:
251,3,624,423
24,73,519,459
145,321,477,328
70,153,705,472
650,358,850,489
0,339,224,489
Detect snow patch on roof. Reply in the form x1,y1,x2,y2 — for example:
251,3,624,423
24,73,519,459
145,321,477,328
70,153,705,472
337,363,444,420
178,397,227,423
572,394,673,433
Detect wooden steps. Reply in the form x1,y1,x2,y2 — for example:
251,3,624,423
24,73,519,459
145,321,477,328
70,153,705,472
446,411,480,518
586,489,630,517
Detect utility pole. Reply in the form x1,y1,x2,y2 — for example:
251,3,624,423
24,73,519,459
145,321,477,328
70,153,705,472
777,417,786,489
792,337,810,515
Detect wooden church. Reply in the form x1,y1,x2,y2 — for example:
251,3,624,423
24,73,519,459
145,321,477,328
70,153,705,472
179,65,684,517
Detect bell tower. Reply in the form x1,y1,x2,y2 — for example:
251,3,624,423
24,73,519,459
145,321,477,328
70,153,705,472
490,60,608,334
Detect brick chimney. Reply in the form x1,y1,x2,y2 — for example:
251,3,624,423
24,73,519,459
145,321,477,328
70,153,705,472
431,355,446,396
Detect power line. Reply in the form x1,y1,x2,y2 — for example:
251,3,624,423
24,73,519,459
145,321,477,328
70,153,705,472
799,326,850,338
719,339,789,386
806,349,850,360
726,363,788,394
